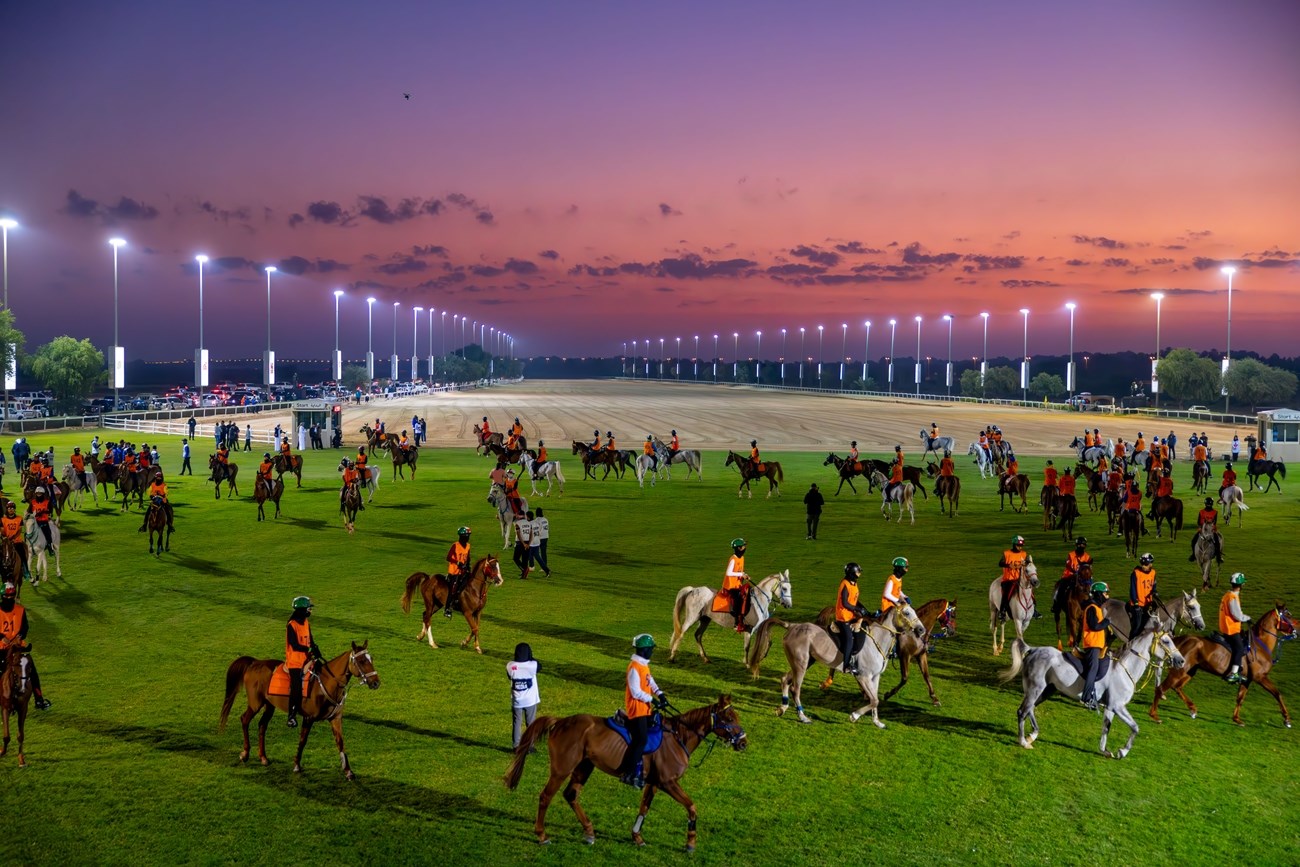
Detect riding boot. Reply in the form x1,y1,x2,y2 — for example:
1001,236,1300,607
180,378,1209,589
287,669,302,727
445,590,458,617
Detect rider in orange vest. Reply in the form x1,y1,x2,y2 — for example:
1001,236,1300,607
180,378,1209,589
1083,430,1094,449
835,562,870,674
479,417,492,444
1124,477,1148,536
617,633,667,788
1150,470,1174,517
340,459,362,512
1062,536,1092,581
997,536,1029,622
354,447,369,482
885,452,905,501
1190,496,1223,563
444,527,472,618
1080,581,1111,709
2,502,31,582
1044,461,1059,489
604,431,617,452
284,596,323,728
257,453,275,497
0,582,51,709
749,440,762,469
848,441,860,469
280,437,292,461
1058,467,1077,498
26,489,54,551
880,556,910,615
138,471,175,533
1219,573,1251,682
722,539,749,633
667,430,680,464
1128,553,1158,636
643,436,658,472
70,447,89,492
503,471,523,518
531,441,548,480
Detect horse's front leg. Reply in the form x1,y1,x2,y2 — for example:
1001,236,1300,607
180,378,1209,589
657,779,699,853
329,715,354,780
632,784,658,847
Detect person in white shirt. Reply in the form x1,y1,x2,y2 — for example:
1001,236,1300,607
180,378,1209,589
528,510,543,576
514,514,533,579
507,642,541,749
534,508,551,577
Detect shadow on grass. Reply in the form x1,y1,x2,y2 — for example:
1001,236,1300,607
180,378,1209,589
349,712,511,754
168,554,237,577
32,582,106,622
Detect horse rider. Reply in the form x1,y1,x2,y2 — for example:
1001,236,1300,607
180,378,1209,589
1123,475,1148,536
997,536,1029,622
503,470,524,518
340,459,362,511
1220,463,1237,496
1149,467,1174,516
1083,428,1094,449
71,446,90,492
489,458,508,489
1128,553,1158,637
643,435,658,472
1133,431,1146,462
589,429,601,451
1080,581,1112,710
749,440,762,469
1043,460,1059,504
848,441,860,470
355,446,369,483
1219,573,1251,684
722,538,750,633
1113,437,1126,473
532,440,548,480
38,454,61,517
1190,497,1223,564
881,556,911,615
928,422,940,449
26,488,54,552
444,526,472,618
374,418,386,438
257,452,276,498
479,417,492,444
978,428,991,462
885,449,904,500
0,582,52,709
667,430,680,464
1198,432,1209,458
284,595,324,728
511,417,524,440
835,562,870,675
937,449,955,482
617,633,668,789
213,442,231,482
138,471,175,534
2,501,31,582
1192,438,1209,477
398,430,412,453
504,428,519,451
1001,452,1020,490
1063,536,1092,589
604,431,617,452
1059,465,1077,501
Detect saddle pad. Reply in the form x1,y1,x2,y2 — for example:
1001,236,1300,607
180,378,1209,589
1059,650,1110,680
711,591,730,612
604,713,663,754
267,663,311,698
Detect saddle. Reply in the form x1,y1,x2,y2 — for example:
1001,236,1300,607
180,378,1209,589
851,461,863,473
605,711,664,754
1059,650,1111,680
267,664,312,698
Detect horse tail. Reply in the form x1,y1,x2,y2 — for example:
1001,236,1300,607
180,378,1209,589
671,588,693,642
503,716,557,789
746,618,788,679
774,463,784,482
998,639,1029,683
400,572,426,613
219,656,255,730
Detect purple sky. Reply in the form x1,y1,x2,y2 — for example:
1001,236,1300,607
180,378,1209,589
2,0,1298,364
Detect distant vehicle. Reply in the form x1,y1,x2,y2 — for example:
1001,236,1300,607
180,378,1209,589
1186,405,1210,414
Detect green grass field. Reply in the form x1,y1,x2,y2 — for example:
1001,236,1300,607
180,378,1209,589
6,417,1299,866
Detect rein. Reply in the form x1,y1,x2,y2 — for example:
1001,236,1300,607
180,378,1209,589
310,649,375,720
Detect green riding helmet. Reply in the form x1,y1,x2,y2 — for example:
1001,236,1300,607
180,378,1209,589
731,537,746,550
292,596,313,610
892,557,909,569
1091,582,1108,594
457,526,471,536
1230,573,1246,586
1011,535,1025,546
633,633,656,649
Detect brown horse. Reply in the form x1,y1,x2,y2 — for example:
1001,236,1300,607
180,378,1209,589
473,424,504,454
503,695,747,850
924,465,961,517
359,424,387,455
571,441,623,480
1073,463,1104,511
87,455,117,501
1120,509,1142,558
145,499,171,556
0,646,34,767
1149,603,1295,728
1103,488,1122,534
382,438,418,480
724,451,783,498
272,452,303,487
399,555,503,652
115,468,146,512
22,476,70,517
998,473,1030,512
219,642,380,780
207,456,240,499
1039,484,1059,530
1054,494,1079,542
1051,562,1093,650
1192,459,1211,494
340,481,362,534
1149,495,1184,539
254,477,284,521
824,452,868,495
814,598,958,706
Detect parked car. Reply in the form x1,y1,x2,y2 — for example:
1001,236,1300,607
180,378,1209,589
1186,405,1210,414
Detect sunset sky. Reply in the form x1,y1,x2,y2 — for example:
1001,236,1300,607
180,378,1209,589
2,0,1298,366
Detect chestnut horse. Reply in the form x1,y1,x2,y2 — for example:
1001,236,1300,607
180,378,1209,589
725,451,782,498
503,695,747,850
272,452,303,487
1051,562,1093,650
998,473,1030,512
399,556,503,652
0,647,34,767
814,598,958,706
254,477,284,522
219,641,380,780
207,456,240,499
474,424,504,454
382,438,418,480
1149,603,1295,728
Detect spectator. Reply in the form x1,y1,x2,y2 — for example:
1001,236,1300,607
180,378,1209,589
507,643,540,750
298,423,307,451
180,439,192,475
245,424,253,452
804,482,825,540
513,514,533,579
528,510,543,576
534,508,551,577
187,415,197,439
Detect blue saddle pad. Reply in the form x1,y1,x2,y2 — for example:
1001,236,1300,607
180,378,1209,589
1060,650,1110,680
605,713,663,754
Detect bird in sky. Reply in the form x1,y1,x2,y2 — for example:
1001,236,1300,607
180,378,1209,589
403,92,411,100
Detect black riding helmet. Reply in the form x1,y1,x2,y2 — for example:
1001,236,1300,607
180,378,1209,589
844,562,861,581
1075,536,1087,549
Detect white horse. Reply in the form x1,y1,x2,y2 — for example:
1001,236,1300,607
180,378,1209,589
669,570,793,663
1192,523,1220,589
337,459,382,503
634,453,661,488
23,514,61,582
652,438,703,480
487,484,528,549
61,463,97,509
1218,484,1248,527
988,558,1039,655
869,469,915,524
968,442,994,479
920,430,957,461
1071,436,1114,463
1000,622,1185,758
519,453,565,497
1103,590,1205,644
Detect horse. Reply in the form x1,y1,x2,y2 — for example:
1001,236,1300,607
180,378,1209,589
571,441,623,480
634,453,660,488
1054,493,1079,541
1052,563,1094,651
1193,523,1220,590
812,598,958,706
1149,604,1295,728
254,477,284,522
272,452,303,488
399,556,505,652
856,458,928,497
1247,459,1286,493
1103,489,1122,535
359,423,386,455
924,463,961,517
1070,436,1114,463
23,515,60,583
88,455,117,501
0,645,34,767
1073,463,1104,511
519,453,565,497
115,468,147,512
219,641,380,780
998,473,1030,512
1001,620,1185,758
337,459,381,503
383,438,419,480
987,557,1039,655
869,469,914,523
1218,484,1249,527
207,456,240,499
724,451,782,499
668,570,793,663
503,695,747,850
1191,459,1211,494
749,603,926,727
488,484,528,549
340,480,362,534
1149,496,1183,540
919,430,956,462
652,437,703,480
967,442,994,479
1039,484,1059,530
145,497,172,556
473,424,504,454
1103,590,1206,647
61,463,97,509
823,452,868,495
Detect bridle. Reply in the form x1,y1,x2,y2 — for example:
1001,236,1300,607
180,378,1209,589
313,649,378,719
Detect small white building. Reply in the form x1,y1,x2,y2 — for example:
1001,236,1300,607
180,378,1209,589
1256,408,1300,462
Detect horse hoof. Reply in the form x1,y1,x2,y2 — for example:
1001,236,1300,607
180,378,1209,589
537,839,551,846
583,836,595,846
345,770,356,781
239,751,249,763
1285,721,1292,729
1189,712,1197,720
1021,741,1033,750
261,758,271,766
685,844,696,853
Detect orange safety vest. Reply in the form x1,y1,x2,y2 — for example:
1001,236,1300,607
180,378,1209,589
1222,470,1236,486
1156,477,1173,498
1007,460,1019,476
643,441,654,456
1001,549,1028,583
511,423,523,436
880,575,903,613
285,618,312,668
217,449,229,464
1194,445,1207,461
670,435,679,450
1159,443,1169,460
446,541,470,574
750,447,761,462
355,452,367,468
1059,475,1077,496
1125,487,1143,510
31,500,51,523
0,515,22,543
835,579,861,622
1044,467,1058,487
148,482,167,500
605,438,616,451
537,447,547,463
1084,432,1094,447
1107,473,1123,491
625,657,654,719
342,467,358,486
1219,591,1242,635
1254,448,1266,461
0,603,25,648
1198,508,1217,527
258,461,274,480
1097,456,1109,472
1064,551,1092,576
1132,567,1156,605
1114,442,1126,459
889,462,903,484
1082,603,1106,649
71,454,85,472
939,458,954,476
281,442,292,455
722,555,745,592
1134,438,1146,453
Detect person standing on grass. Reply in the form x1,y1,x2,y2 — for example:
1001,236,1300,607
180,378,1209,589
507,642,541,749
244,424,252,451
527,510,543,575
534,508,551,577
187,415,197,439
514,513,533,579
804,482,824,540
